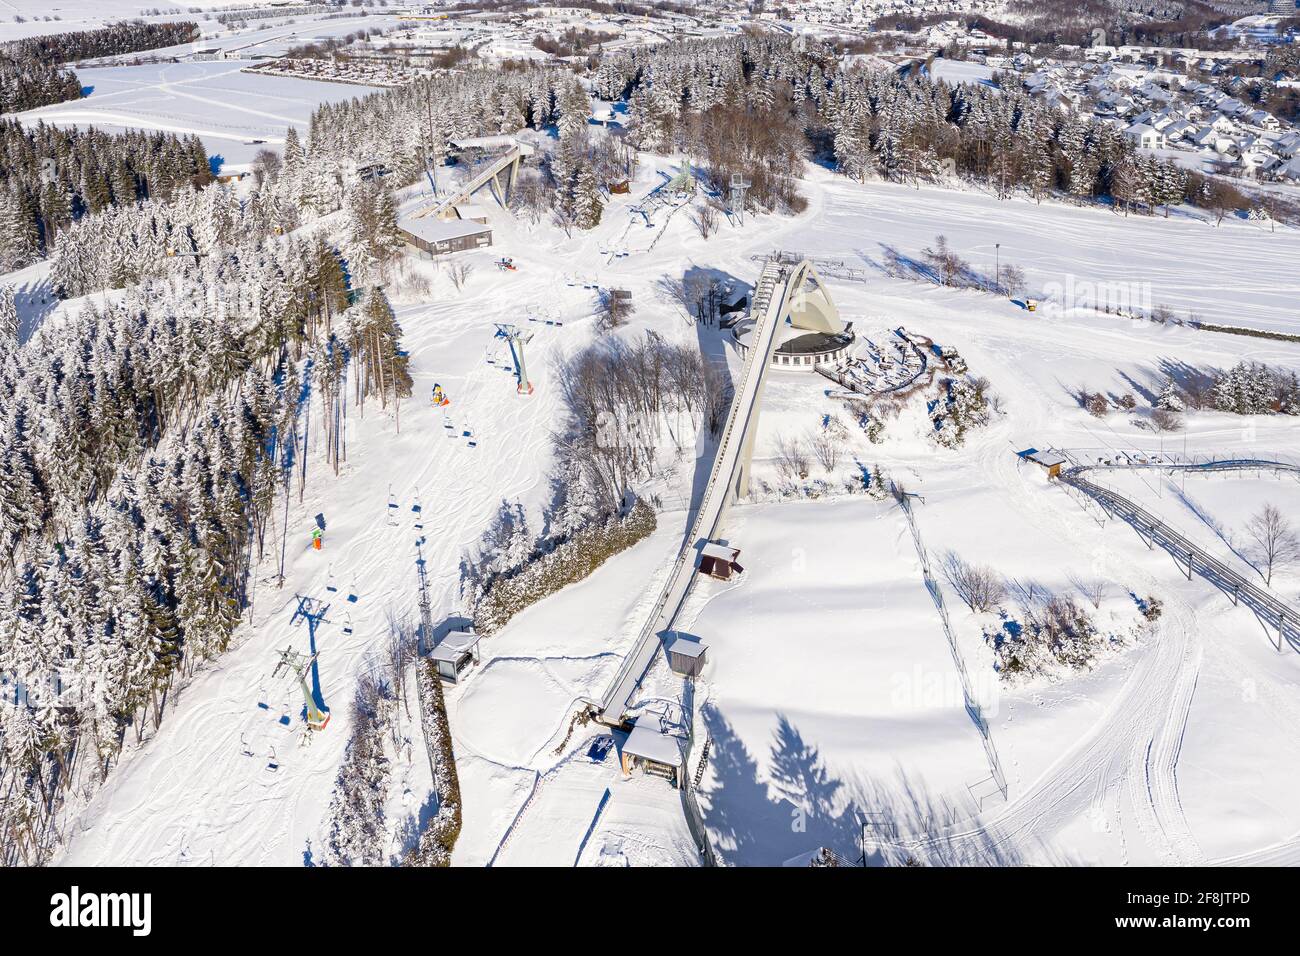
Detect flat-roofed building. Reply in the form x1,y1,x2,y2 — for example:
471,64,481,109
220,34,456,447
398,214,492,257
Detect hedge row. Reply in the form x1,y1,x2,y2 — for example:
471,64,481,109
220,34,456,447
473,499,658,636
404,660,461,867
1189,321,1300,344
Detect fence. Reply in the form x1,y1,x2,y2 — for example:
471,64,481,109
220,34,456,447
1058,447,1300,475
749,250,869,283
678,682,718,867
892,485,1009,803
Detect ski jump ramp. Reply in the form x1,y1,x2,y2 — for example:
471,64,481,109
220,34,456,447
412,139,533,220
591,259,844,724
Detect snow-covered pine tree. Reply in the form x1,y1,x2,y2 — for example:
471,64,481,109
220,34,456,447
0,285,18,356
0,186,41,272
1155,376,1185,412
573,167,604,230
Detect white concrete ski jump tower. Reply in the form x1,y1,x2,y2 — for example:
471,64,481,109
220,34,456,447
732,259,844,502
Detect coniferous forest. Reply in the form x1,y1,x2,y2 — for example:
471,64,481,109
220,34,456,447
0,21,199,113
0,120,213,273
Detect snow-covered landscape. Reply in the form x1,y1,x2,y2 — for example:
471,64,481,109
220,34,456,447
2,2,1300,892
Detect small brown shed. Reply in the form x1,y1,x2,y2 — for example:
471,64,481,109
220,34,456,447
1020,449,1067,480
697,541,743,581
665,636,708,679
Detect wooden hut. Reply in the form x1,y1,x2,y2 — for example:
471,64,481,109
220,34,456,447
1019,448,1067,480
665,636,708,678
697,541,743,581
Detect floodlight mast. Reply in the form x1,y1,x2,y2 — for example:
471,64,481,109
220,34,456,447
729,173,751,225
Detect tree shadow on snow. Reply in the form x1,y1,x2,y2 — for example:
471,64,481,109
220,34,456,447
13,277,57,344
699,704,1073,866
1118,370,1159,407
1155,357,1216,397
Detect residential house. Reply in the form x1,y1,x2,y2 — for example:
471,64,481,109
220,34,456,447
1125,122,1168,149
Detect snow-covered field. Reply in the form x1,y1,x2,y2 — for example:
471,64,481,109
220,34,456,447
0,3,228,41
1098,469,1300,598
15,61,376,168
31,133,1300,867
0,4,393,49
682,498,994,866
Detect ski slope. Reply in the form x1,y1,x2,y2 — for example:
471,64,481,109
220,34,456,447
44,157,1300,867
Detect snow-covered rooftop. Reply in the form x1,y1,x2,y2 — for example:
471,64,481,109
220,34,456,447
429,630,480,663
700,541,740,561
1021,449,1068,468
398,215,492,245
623,717,684,767
666,636,707,659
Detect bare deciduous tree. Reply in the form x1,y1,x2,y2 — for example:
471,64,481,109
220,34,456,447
774,433,809,482
447,259,472,292
807,427,840,473
942,552,1005,612
1150,407,1183,433
923,233,968,287
1245,503,1300,586
384,612,416,730
553,334,722,511
1067,572,1108,609
999,263,1025,299
692,202,719,239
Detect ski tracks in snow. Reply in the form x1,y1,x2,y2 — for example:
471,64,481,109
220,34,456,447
899,430,1207,864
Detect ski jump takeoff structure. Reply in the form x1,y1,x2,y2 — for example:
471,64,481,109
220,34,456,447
589,259,845,726
1055,456,1300,653
412,137,534,221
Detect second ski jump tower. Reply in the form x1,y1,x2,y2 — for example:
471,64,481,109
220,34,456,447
591,259,845,725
